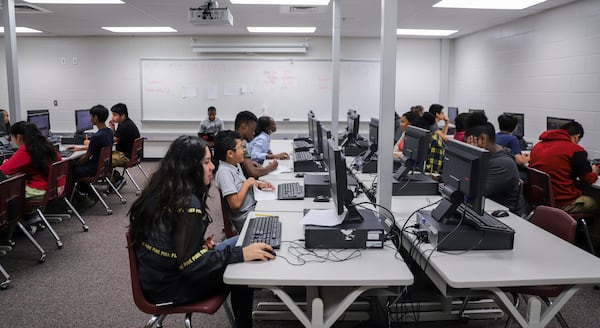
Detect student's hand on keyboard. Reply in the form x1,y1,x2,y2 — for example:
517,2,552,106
242,243,275,262
274,152,289,160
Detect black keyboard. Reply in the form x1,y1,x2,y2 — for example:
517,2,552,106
0,147,15,161
463,208,514,232
242,216,281,249
60,149,74,158
294,151,314,162
277,182,304,200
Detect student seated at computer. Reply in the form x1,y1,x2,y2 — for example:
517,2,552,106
0,109,10,135
0,121,62,199
420,113,445,174
215,130,274,232
129,135,272,328
248,116,289,164
530,121,600,249
464,115,523,215
428,104,449,141
0,122,62,229
198,106,225,137
233,111,278,178
393,111,417,157
68,105,114,180
453,112,470,142
496,114,529,165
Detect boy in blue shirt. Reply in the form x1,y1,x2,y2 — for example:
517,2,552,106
496,114,529,165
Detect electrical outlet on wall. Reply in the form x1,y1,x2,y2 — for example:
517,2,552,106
53,100,58,106
72,57,78,65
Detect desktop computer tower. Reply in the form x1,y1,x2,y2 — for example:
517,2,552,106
417,210,514,251
392,174,440,196
304,208,385,249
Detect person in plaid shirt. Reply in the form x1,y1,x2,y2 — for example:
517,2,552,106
420,112,445,174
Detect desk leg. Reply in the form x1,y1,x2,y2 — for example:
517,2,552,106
269,286,376,328
488,286,580,328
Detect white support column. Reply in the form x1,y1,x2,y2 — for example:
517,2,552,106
376,0,398,211
330,0,341,143
3,0,22,121
439,39,451,105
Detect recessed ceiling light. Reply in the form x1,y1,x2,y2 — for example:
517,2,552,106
102,27,177,33
23,0,123,3
433,0,547,10
0,27,43,33
396,29,458,36
231,0,329,5
247,27,316,33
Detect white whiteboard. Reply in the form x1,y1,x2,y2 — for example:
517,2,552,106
140,59,380,121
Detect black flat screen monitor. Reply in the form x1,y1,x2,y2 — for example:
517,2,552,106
546,116,574,131
320,126,332,168
75,109,93,134
368,118,379,146
393,126,431,180
448,107,458,124
307,114,315,144
469,109,485,115
433,139,489,222
347,111,360,139
312,119,323,157
27,109,51,137
503,112,524,138
327,139,361,222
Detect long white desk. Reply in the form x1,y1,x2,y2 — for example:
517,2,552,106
224,211,414,328
391,197,600,328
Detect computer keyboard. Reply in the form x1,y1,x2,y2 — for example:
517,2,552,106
60,149,74,158
463,208,514,232
277,182,305,200
242,216,281,249
293,151,314,162
0,146,15,161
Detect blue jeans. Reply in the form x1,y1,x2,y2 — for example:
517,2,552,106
215,235,239,251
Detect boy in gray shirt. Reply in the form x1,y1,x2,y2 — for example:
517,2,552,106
214,130,274,231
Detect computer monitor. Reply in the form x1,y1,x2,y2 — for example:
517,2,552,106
75,109,93,134
320,126,332,168
431,139,490,223
447,107,458,124
347,111,360,139
312,119,323,157
368,118,378,146
307,113,315,144
468,109,485,115
27,109,51,137
546,116,574,131
393,126,431,180
503,112,524,138
327,139,362,223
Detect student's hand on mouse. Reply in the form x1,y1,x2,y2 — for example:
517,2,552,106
256,181,275,191
242,243,275,262
202,234,216,250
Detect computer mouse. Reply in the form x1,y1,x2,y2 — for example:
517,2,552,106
314,195,330,202
491,209,509,218
263,248,276,257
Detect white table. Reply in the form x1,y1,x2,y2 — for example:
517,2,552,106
224,211,414,328
392,197,600,328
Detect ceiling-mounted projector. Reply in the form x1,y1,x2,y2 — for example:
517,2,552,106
189,0,233,26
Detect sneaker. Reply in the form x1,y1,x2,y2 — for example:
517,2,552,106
115,178,127,191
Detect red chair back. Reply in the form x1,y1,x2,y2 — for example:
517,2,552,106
531,206,577,243
126,137,144,169
28,159,70,208
525,167,555,207
0,174,26,230
218,189,238,238
78,146,113,183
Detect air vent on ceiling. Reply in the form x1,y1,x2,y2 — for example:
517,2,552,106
281,6,326,14
0,3,52,13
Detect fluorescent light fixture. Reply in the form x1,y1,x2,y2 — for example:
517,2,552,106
433,0,547,10
23,0,123,3
102,27,177,33
247,27,316,33
231,0,329,5
191,42,309,53
396,29,458,36
0,27,43,33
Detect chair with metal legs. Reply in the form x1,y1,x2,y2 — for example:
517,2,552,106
71,146,126,215
126,230,234,327
119,137,150,196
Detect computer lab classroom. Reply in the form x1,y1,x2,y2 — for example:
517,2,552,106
1,1,600,327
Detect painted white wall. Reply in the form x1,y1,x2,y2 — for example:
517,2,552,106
451,0,600,157
0,36,441,157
